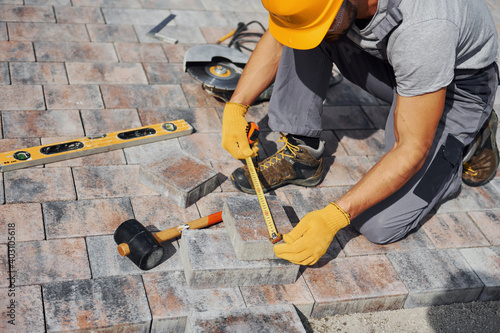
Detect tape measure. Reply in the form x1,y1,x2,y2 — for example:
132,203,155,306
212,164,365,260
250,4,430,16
246,122,282,244
0,120,193,172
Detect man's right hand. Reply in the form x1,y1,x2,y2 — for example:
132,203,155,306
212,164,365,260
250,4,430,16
221,102,259,159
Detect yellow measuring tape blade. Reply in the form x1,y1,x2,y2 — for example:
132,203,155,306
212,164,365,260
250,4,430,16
245,156,282,244
0,120,193,172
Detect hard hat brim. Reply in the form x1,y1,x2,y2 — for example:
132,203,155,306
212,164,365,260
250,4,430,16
267,0,344,50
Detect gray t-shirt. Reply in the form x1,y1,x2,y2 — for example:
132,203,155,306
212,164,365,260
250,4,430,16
347,0,498,97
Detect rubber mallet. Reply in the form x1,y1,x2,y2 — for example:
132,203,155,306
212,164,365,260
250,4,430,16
113,211,223,270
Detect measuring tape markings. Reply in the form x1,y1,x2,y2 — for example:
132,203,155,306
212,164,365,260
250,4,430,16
0,120,193,172
245,156,282,244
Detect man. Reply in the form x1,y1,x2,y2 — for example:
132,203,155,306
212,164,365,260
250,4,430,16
221,0,499,265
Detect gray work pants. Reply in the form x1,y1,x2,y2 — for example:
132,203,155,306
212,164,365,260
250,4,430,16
268,38,498,244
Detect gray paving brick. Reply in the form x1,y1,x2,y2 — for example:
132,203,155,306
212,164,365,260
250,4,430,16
80,109,142,136
387,249,484,308
185,304,306,333
222,195,294,260
0,285,44,333
0,86,44,110
180,229,299,289
4,168,76,203
87,235,183,278
54,6,104,24
102,8,171,25
101,84,188,109
0,203,44,243
7,22,89,41
15,238,91,286
0,5,55,23
140,150,219,207
73,165,157,200
0,62,9,84
124,139,183,165
87,24,139,42
72,0,141,7
0,23,7,41
43,275,151,332
138,107,221,133
1,110,83,138
67,62,147,84
461,246,500,301
43,198,134,239
468,210,500,245
34,41,118,62
10,62,68,85
303,256,407,317
240,276,315,317
143,270,246,332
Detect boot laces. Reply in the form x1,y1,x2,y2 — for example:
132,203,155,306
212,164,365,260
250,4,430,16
258,133,300,172
463,162,478,176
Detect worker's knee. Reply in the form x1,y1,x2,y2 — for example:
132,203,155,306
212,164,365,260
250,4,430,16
354,215,418,245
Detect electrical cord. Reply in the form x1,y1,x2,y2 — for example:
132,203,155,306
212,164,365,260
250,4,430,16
227,21,266,53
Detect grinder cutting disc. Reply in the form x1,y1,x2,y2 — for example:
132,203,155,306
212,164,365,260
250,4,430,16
186,61,243,91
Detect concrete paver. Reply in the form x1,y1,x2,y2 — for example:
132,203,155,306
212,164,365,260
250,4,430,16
0,0,499,331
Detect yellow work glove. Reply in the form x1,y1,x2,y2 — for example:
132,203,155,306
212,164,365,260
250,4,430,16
221,102,258,160
274,203,350,265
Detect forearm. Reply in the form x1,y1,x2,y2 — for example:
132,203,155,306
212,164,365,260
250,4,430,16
336,143,428,219
230,30,283,105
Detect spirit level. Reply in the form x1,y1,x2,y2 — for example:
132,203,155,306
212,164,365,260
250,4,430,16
0,120,193,172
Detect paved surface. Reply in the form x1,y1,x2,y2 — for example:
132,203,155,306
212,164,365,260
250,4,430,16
0,0,499,332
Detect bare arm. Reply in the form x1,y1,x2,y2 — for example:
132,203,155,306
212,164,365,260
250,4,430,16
336,88,447,218
230,30,283,105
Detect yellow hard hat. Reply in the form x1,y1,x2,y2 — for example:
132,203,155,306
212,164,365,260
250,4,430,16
262,0,344,50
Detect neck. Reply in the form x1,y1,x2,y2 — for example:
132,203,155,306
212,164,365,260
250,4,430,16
356,0,379,19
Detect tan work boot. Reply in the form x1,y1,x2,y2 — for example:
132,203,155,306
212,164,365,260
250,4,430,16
462,110,499,187
231,134,325,194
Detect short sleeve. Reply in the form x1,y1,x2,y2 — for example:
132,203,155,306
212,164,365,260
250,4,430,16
388,20,459,96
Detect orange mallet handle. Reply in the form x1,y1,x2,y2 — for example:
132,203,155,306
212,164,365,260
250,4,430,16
153,211,223,243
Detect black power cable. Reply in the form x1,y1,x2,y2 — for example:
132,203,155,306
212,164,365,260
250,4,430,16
227,21,266,53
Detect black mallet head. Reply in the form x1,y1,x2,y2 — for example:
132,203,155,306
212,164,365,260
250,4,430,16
113,219,165,270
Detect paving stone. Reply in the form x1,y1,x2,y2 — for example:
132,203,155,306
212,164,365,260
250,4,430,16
15,238,91,286
0,62,10,84
210,159,246,193
361,105,391,129
80,109,142,136
101,84,188,109
141,0,204,10
138,107,221,133
143,270,246,332
302,255,407,317
130,195,202,232
116,42,168,62
0,203,44,243
10,62,68,85
0,138,40,152
0,173,4,204
222,195,294,260
34,41,118,62
41,136,127,168
87,24,139,42
240,276,315,317
73,165,158,200
162,43,193,63
54,6,104,24
0,23,7,41
0,244,9,288
26,0,70,4
336,225,435,256
460,246,500,301
43,198,134,239
387,249,484,308
185,304,306,333
43,275,151,332
4,168,76,203
336,129,386,156
436,182,500,213
180,229,299,289
45,84,104,109
67,62,147,85
178,132,232,164
322,106,375,130
143,63,196,84
87,235,183,278
7,22,89,41
322,156,375,186
1,110,84,138
0,285,44,333
182,83,225,108
73,0,142,7
0,86,44,110
420,212,491,249
0,5,55,22
140,150,219,207
123,139,183,165
102,8,171,25
468,210,500,245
